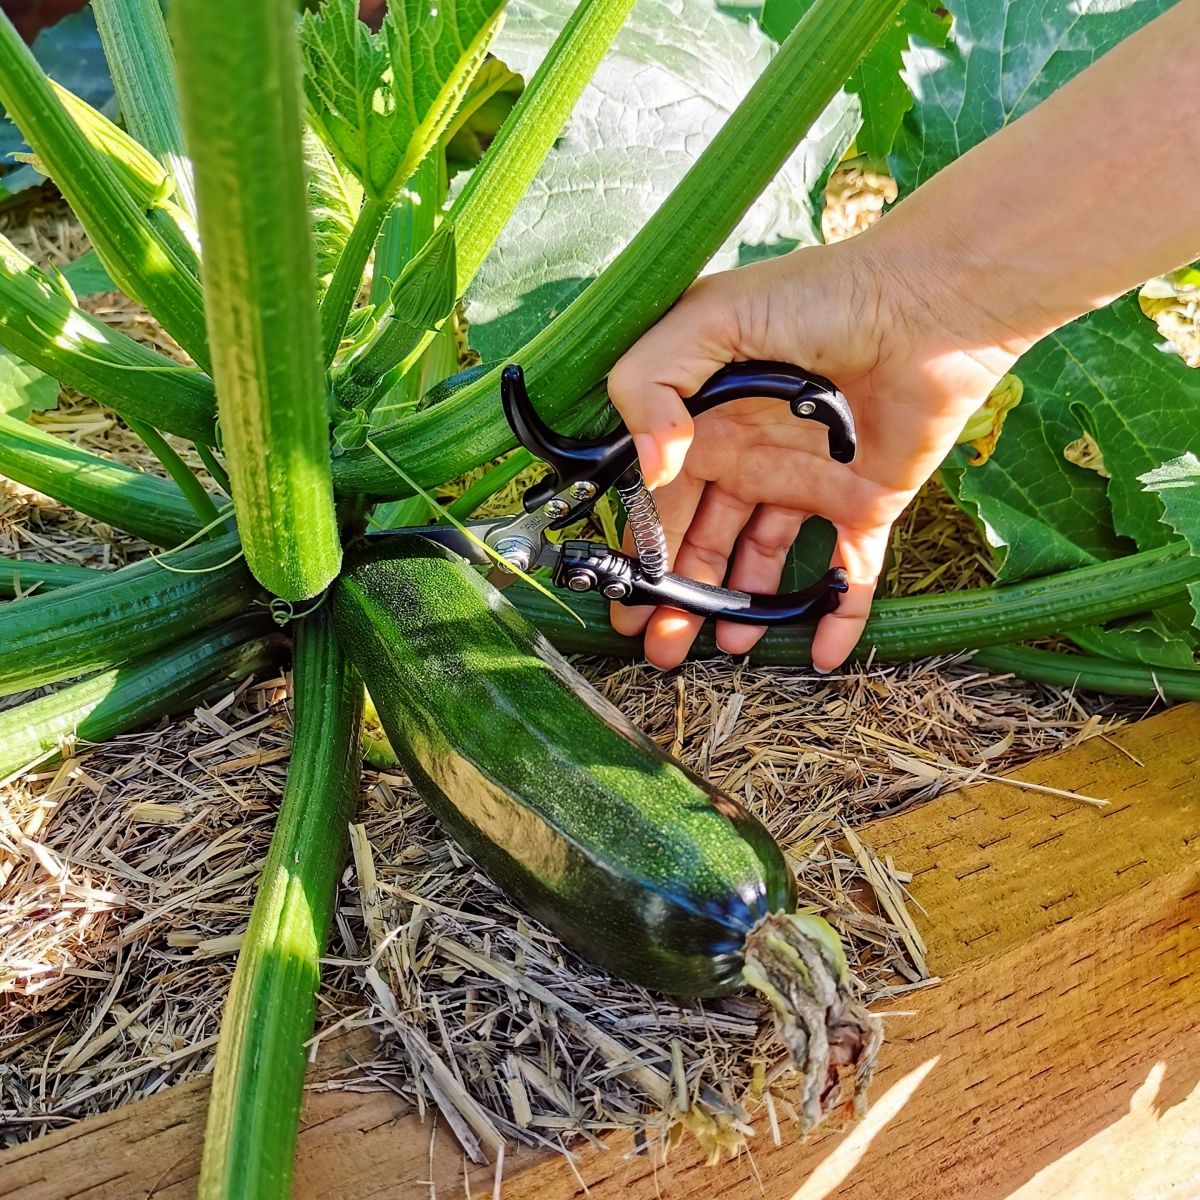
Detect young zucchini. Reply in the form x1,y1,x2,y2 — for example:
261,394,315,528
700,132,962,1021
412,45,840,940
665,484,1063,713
331,535,880,1131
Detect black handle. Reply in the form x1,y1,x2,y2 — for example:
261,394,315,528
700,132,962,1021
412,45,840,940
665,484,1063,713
504,360,856,519
553,541,849,625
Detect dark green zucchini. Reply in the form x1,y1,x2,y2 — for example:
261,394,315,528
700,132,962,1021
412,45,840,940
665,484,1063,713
331,535,879,1130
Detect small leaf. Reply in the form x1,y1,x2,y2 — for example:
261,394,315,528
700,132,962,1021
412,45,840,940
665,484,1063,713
333,408,371,454
301,0,507,201
1063,432,1108,479
0,349,59,419
1069,604,1198,671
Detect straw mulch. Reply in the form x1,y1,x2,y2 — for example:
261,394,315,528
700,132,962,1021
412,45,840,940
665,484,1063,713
0,179,1159,1159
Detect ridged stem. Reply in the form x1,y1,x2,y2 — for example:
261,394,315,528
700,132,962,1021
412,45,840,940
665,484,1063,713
199,608,363,1200
0,233,217,444
0,532,257,697
0,11,209,366
174,0,342,601
971,644,1200,699
509,543,1200,664
0,616,277,782
447,0,636,294
0,557,97,597
0,412,202,548
333,0,905,497
92,0,196,217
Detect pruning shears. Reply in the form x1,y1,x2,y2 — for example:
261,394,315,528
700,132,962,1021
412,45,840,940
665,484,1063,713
371,360,857,625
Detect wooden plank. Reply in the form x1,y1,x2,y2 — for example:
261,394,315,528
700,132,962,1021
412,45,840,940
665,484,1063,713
2,704,1197,1199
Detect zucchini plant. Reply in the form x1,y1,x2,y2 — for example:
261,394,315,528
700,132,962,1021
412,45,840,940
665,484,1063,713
1,0,1198,1191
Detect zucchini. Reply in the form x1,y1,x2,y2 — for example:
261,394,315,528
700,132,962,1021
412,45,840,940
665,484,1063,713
0,615,278,781
508,541,1200,664
0,413,202,548
199,607,362,1199
331,535,879,1131
0,532,257,697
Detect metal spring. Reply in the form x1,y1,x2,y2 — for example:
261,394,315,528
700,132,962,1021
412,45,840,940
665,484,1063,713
616,471,668,583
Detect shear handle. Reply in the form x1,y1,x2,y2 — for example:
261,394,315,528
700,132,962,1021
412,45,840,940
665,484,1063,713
505,360,856,518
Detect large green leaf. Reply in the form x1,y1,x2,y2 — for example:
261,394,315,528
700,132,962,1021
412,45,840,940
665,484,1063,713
760,0,947,162
300,0,506,201
463,0,860,360
945,294,1200,582
890,0,1177,193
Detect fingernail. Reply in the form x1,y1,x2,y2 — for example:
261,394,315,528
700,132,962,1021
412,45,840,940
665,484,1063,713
632,433,661,487
812,664,832,675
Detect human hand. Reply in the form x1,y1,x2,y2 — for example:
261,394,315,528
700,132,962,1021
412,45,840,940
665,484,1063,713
606,228,1025,671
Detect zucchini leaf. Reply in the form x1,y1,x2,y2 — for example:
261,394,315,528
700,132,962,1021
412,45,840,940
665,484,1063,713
463,0,859,360
1142,452,1200,631
0,349,58,419
300,0,507,202
945,294,1200,582
1068,603,1198,670
760,0,947,162
889,0,1176,194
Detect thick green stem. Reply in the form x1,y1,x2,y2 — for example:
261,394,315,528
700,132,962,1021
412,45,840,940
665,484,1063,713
174,0,342,601
321,196,390,365
0,12,209,366
199,608,362,1200
971,645,1200,699
0,532,257,697
509,543,1200,664
448,0,635,295
0,616,277,781
0,233,217,445
123,417,224,533
0,557,97,597
196,442,233,496
0,412,202,548
332,0,904,497
92,0,195,217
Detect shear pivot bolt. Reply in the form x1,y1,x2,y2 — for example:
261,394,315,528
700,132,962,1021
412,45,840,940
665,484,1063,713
566,570,596,592
543,498,571,520
602,581,630,600
570,481,597,500
795,400,817,416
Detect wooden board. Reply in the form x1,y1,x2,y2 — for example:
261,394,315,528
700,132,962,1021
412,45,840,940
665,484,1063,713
3,704,1198,1199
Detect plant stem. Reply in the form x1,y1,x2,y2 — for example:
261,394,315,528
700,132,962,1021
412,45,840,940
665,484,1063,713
509,542,1200,664
447,0,636,295
443,448,534,522
320,195,390,365
971,644,1200,699
0,11,210,366
199,607,362,1200
0,532,256,698
92,0,195,217
174,0,342,601
0,558,97,598
196,442,233,496
123,417,223,534
0,615,277,781
0,233,217,444
0,412,202,547
333,0,905,497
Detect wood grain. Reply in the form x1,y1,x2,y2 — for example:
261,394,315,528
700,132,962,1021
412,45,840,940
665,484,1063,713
2,704,1197,1200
